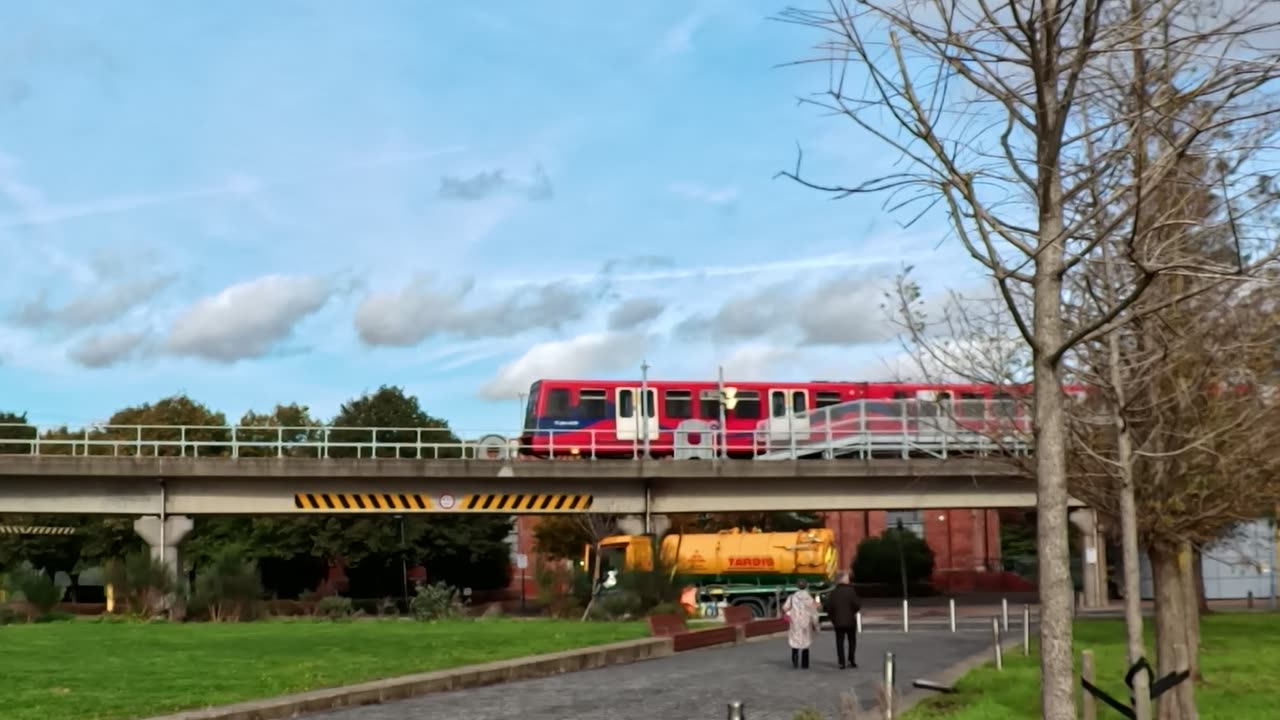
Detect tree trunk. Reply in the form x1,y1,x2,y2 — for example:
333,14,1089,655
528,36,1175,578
1150,544,1198,720
1179,541,1201,682
1104,240,1152,720
1032,238,1075,720
1192,547,1209,615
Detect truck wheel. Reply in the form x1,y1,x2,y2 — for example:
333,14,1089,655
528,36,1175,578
731,597,767,618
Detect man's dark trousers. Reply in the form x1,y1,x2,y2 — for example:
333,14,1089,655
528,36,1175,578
834,626,857,667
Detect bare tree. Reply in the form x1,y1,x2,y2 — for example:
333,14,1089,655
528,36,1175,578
778,2,1280,716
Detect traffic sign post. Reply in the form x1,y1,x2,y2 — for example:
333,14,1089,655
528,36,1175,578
515,553,529,612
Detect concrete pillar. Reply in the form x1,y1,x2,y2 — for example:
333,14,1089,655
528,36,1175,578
133,515,194,581
1069,509,1105,609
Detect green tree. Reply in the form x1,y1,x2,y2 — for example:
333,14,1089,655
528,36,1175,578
0,411,36,455
328,385,458,459
237,403,323,458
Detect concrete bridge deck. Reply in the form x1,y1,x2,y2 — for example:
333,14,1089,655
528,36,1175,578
0,455,1079,514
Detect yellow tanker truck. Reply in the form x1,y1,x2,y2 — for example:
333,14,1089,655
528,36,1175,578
587,527,839,618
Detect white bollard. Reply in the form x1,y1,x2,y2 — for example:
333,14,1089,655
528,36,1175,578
992,617,1004,671
1022,604,1031,656
902,598,909,633
883,651,897,719
856,610,862,634
1002,597,1009,632
727,700,745,720
949,598,956,633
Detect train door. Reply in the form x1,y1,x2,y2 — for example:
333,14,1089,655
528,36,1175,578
767,388,810,442
614,387,658,442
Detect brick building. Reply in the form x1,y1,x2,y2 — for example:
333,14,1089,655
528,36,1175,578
504,508,1022,598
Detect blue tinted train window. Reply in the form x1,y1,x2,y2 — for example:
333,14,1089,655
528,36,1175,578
578,389,607,420
546,389,571,417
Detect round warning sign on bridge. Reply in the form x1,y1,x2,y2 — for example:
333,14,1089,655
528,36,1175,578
439,493,456,510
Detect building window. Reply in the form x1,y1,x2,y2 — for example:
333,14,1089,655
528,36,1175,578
885,510,924,539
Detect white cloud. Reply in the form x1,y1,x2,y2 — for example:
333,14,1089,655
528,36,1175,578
607,298,665,330
479,331,650,399
718,344,802,380
675,269,900,346
354,274,592,347
164,275,332,362
12,273,176,331
67,330,149,369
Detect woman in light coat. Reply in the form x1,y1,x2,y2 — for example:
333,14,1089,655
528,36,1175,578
783,579,820,669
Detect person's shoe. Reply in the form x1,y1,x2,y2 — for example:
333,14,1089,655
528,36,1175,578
839,663,846,669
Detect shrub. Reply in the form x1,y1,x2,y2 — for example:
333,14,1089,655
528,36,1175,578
534,560,592,618
410,582,464,621
851,526,936,595
104,552,175,618
192,553,264,622
315,595,354,619
12,568,63,618
590,590,645,620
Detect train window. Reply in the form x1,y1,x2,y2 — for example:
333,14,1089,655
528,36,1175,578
699,390,720,420
771,392,788,418
546,389,571,417
523,382,540,431
994,392,1017,418
792,391,807,414
618,389,634,418
893,390,909,418
733,391,761,420
578,389,607,420
960,392,985,418
665,390,693,419
815,391,842,409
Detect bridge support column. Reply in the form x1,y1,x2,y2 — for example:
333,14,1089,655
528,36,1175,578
1069,508,1106,610
133,515,193,582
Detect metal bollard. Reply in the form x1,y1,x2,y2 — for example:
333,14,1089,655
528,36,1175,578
1001,597,1009,632
902,598,909,633
1081,650,1097,720
727,700,745,720
1247,590,1254,610
991,617,1003,671
856,610,862,634
883,651,896,719
1022,604,1030,656
948,598,956,633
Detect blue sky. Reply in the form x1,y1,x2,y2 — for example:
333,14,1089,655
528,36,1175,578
0,1,985,435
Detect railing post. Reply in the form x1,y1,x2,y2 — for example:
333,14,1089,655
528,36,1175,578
883,651,896,719
231,426,238,458
788,410,796,458
416,428,423,460
277,426,283,458
135,426,141,456
1022,604,1032,655
548,429,555,459
991,617,1003,671
371,427,378,459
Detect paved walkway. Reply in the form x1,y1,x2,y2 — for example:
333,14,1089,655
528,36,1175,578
313,629,999,720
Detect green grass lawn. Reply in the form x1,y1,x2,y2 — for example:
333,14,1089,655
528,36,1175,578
0,618,648,720
904,613,1280,719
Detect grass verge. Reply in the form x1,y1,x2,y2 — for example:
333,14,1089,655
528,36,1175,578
0,617,649,720
904,613,1280,719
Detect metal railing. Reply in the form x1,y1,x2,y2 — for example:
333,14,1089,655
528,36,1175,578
752,397,1033,460
0,398,1040,460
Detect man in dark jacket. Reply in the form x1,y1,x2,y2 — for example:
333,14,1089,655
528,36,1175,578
823,571,862,668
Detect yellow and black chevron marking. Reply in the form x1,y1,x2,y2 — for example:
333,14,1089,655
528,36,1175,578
293,493,434,511
460,493,593,512
0,525,76,535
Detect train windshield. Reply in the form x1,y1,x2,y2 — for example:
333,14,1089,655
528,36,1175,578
523,382,540,433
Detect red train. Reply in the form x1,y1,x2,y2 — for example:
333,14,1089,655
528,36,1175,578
516,378,1086,459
